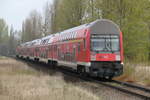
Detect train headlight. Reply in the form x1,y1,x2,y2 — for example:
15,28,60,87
91,52,96,61
116,55,120,61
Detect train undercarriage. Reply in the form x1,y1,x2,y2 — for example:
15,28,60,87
89,61,123,79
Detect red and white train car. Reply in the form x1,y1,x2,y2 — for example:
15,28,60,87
16,19,124,79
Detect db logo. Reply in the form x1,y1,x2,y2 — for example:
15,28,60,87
100,56,108,59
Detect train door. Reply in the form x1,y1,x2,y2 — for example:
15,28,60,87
35,47,38,57
48,45,51,59
77,42,81,61
65,44,69,61
51,45,54,60
53,45,57,60
73,45,76,62
45,46,48,58
58,45,64,61
57,47,60,60
64,44,67,61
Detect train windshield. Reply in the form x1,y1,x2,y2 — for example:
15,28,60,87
91,35,119,53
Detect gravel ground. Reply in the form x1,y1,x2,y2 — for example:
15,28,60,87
0,57,144,100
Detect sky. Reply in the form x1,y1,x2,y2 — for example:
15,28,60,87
0,0,53,30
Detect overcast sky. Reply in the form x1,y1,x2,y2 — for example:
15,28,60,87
0,0,53,30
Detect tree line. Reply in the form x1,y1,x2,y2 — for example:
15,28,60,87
0,19,20,55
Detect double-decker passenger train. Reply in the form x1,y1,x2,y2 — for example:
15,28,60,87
16,19,124,79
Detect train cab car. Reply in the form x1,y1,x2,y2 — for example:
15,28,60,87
51,19,123,79
87,19,123,78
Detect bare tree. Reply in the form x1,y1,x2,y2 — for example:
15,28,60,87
21,10,43,42
42,1,53,36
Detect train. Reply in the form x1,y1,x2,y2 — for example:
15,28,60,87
16,19,124,79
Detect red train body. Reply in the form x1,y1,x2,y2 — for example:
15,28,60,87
16,19,124,79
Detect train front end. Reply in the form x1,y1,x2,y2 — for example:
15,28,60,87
89,19,123,79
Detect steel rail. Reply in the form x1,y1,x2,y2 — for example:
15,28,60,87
111,80,150,93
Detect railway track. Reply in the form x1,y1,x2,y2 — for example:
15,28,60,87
112,80,150,93
14,57,150,100
109,80,150,99
58,67,150,100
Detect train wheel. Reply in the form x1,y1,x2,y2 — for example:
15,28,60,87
108,76,113,80
51,61,57,69
48,60,53,66
77,65,87,76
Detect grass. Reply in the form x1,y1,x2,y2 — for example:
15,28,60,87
144,79,150,86
115,62,150,86
0,56,7,59
0,58,100,100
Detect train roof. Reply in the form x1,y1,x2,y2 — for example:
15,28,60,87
52,23,89,42
56,19,120,35
20,39,41,47
31,39,41,46
19,19,121,47
55,19,120,41
88,19,120,35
